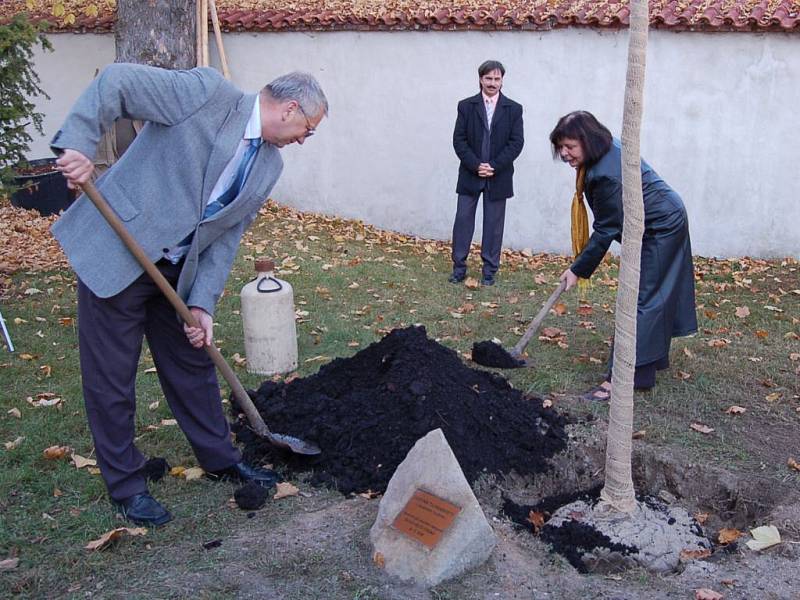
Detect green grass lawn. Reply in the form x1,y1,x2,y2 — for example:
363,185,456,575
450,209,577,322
1,200,798,596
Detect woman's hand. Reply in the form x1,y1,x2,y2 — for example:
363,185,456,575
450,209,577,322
184,307,213,348
559,268,579,291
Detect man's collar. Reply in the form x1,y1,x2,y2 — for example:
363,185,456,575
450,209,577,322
244,96,262,141
482,91,499,104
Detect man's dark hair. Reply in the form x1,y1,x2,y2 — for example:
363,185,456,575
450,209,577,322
549,111,613,166
478,60,505,78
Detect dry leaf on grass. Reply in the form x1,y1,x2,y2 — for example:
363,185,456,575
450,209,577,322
464,277,480,289
160,419,177,426
373,551,385,568
765,392,782,402
734,306,750,318
788,458,800,472
71,454,97,469
552,302,567,315
694,512,710,525
7,407,21,418
694,589,723,600
4,436,24,450
632,430,646,440
690,423,714,434
85,527,147,551
181,467,205,481
725,405,746,415
718,528,743,544
526,510,545,532
43,445,70,460
274,482,300,500
745,525,781,551
0,558,19,571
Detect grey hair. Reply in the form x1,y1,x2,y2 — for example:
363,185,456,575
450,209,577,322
263,71,329,117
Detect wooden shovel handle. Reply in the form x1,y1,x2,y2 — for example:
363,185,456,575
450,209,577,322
80,181,272,437
208,0,230,79
511,281,567,357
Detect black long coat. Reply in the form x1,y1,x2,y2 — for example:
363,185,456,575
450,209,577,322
571,139,697,366
453,92,524,200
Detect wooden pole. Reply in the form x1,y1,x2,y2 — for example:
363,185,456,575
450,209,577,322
208,0,230,79
201,0,209,67
195,0,202,66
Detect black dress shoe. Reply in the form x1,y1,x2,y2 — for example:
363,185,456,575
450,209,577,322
114,492,172,527
448,272,466,284
207,462,280,488
481,275,495,286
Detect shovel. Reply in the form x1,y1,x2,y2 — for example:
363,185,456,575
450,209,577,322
80,181,321,455
472,281,567,368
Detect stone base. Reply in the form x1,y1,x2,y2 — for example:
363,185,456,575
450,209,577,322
543,498,710,574
370,428,496,587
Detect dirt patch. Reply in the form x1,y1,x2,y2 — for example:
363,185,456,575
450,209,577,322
471,340,526,368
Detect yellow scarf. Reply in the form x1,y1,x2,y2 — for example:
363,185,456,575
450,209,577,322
570,166,590,293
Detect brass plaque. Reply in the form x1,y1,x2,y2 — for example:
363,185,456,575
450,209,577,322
392,490,462,549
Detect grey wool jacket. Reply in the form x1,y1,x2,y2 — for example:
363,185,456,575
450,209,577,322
50,63,284,316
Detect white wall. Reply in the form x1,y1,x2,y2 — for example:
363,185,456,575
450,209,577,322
28,29,800,258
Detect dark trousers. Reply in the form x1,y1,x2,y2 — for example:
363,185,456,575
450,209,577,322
451,192,507,279
605,345,670,390
77,260,240,501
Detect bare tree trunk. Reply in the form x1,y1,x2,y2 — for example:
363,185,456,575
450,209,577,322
115,0,197,68
600,0,649,513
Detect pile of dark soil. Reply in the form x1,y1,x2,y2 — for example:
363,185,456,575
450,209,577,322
233,326,567,495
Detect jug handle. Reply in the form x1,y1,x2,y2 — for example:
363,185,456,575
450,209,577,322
256,276,283,294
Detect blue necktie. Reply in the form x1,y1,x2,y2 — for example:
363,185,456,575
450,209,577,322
203,138,262,218
178,138,261,248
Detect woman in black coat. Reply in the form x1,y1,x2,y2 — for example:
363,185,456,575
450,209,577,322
550,111,697,400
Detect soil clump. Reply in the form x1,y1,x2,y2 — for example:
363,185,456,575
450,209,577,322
234,326,567,495
471,340,526,368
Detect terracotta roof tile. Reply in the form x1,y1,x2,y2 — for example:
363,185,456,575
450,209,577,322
1,1,798,33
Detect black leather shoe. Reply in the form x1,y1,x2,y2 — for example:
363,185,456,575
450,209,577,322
448,272,466,284
114,492,172,527
208,462,280,488
481,276,495,286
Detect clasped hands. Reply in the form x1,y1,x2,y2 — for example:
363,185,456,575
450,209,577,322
477,162,495,178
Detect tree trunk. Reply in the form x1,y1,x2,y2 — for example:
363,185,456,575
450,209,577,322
115,0,197,68
600,0,649,513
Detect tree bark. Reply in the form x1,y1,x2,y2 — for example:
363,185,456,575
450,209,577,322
600,0,649,513
115,0,197,69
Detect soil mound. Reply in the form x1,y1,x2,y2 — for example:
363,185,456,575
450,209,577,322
233,326,567,495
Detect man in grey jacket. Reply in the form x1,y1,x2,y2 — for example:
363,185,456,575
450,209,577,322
53,63,327,526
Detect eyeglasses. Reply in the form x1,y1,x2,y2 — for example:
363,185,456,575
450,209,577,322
297,104,315,138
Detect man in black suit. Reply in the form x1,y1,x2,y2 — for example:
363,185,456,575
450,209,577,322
450,60,524,286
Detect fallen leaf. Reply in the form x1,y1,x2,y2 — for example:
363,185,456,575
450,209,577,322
632,430,646,440
7,408,21,418
718,528,743,544
13,318,27,324
745,525,781,551
787,457,800,472
161,419,177,426
755,330,768,339
534,273,548,285
72,454,97,469
169,466,186,477
540,327,565,339
694,588,723,600
552,302,567,315
449,312,464,319
725,406,746,415
357,490,381,500
304,355,330,363
464,277,480,289
143,367,157,374
43,445,70,460
526,510,545,532
347,341,359,348
274,482,300,500
694,512,709,525
789,353,800,361
148,401,159,411
765,392,782,403
4,436,24,450
675,370,692,380
707,338,729,348
577,304,593,316
373,551,385,568
690,423,714,435
231,353,246,367
542,399,553,408
181,467,205,481
683,347,694,359
763,305,783,312
680,548,712,561
85,527,147,551
734,306,750,318
0,558,19,571
348,282,359,289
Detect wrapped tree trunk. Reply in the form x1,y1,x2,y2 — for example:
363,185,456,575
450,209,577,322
600,0,649,513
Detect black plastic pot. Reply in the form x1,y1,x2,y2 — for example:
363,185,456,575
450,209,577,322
11,157,76,216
